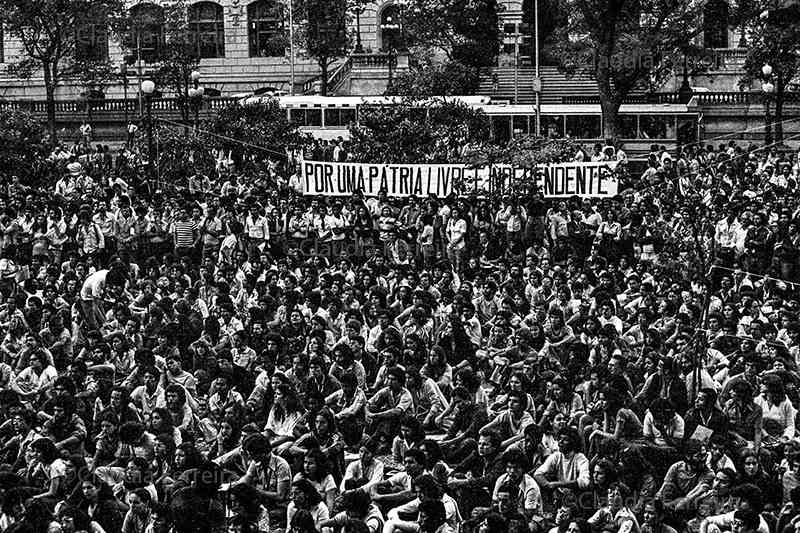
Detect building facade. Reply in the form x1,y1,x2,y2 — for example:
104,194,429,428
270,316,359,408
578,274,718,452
0,0,415,100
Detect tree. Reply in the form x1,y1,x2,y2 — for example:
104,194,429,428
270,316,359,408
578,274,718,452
403,0,502,69
549,0,706,138
386,59,480,96
348,98,490,163
0,108,49,182
148,98,300,186
121,0,199,123
298,0,350,96
735,2,800,144
204,98,300,164
0,0,125,140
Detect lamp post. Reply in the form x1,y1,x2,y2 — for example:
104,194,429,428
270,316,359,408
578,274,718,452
188,70,204,131
533,0,541,137
141,79,156,179
353,1,364,53
287,0,295,95
119,63,129,126
387,47,397,91
762,63,774,145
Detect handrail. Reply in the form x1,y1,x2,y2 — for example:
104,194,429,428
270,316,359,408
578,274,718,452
327,57,353,93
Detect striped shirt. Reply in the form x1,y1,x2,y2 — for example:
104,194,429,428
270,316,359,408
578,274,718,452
172,220,196,248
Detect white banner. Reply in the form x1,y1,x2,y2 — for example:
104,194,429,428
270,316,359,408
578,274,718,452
300,160,618,198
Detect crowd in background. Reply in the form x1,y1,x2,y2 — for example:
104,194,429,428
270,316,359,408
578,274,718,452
0,132,799,533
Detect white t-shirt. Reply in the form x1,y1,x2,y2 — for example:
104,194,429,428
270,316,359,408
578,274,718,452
80,269,109,300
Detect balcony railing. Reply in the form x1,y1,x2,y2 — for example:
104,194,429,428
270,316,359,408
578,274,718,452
0,96,239,117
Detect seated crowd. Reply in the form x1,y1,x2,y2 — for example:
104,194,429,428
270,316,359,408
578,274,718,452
0,138,799,533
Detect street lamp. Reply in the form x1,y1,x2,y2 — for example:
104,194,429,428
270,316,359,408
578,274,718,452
141,79,156,179
761,64,774,145
353,1,364,53
189,70,204,130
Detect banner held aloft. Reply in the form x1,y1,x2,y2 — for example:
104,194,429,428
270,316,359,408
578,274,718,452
300,160,619,198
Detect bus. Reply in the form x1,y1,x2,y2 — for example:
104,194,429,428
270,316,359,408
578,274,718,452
241,95,700,157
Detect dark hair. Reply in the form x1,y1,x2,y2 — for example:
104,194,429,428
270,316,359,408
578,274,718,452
404,448,426,466
732,483,763,514
557,426,582,453
30,437,58,463
303,448,330,482
411,475,441,502
292,478,323,507
290,509,319,532
733,509,759,531
418,499,447,528
507,389,528,409
478,429,501,449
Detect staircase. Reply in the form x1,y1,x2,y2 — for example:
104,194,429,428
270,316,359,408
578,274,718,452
477,66,599,104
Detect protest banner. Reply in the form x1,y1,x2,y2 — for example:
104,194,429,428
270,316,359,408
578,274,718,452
300,160,618,198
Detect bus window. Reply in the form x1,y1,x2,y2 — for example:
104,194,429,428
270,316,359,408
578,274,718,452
619,115,638,139
492,115,511,144
289,108,322,127
640,115,674,139
565,115,600,139
324,108,356,127
306,109,322,127
340,108,356,126
540,115,564,138
289,109,305,125
677,116,697,145
513,115,529,136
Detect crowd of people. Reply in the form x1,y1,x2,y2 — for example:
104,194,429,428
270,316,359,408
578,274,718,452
0,129,799,533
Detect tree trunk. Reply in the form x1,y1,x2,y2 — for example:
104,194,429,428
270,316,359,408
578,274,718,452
42,63,57,142
319,60,329,96
600,96,622,140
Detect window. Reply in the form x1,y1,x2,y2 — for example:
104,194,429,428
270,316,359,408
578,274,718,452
129,3,165,63
379,5,403,51
248,0,285,57
324,108,356,127
189,2,225,58
290,108,322,127
677,116,698,145
76,23,109,62
619,115,638,139
0,23,4,63
513,115,529,136
640,115,675,140
565,115,600,138
540,115,564,138
491,115,511,144
704,0,729,48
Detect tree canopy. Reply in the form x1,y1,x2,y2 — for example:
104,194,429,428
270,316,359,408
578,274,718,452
735,1,800,144
403,0,502,69
549,0,706,138
0,0,126,139
347,99,490,163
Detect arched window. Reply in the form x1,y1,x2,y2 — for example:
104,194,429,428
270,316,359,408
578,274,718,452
379,4,403,51
248,0,285,57
189,2,225,58
703,0,729,48
129,3,166,63
76,23,109,62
